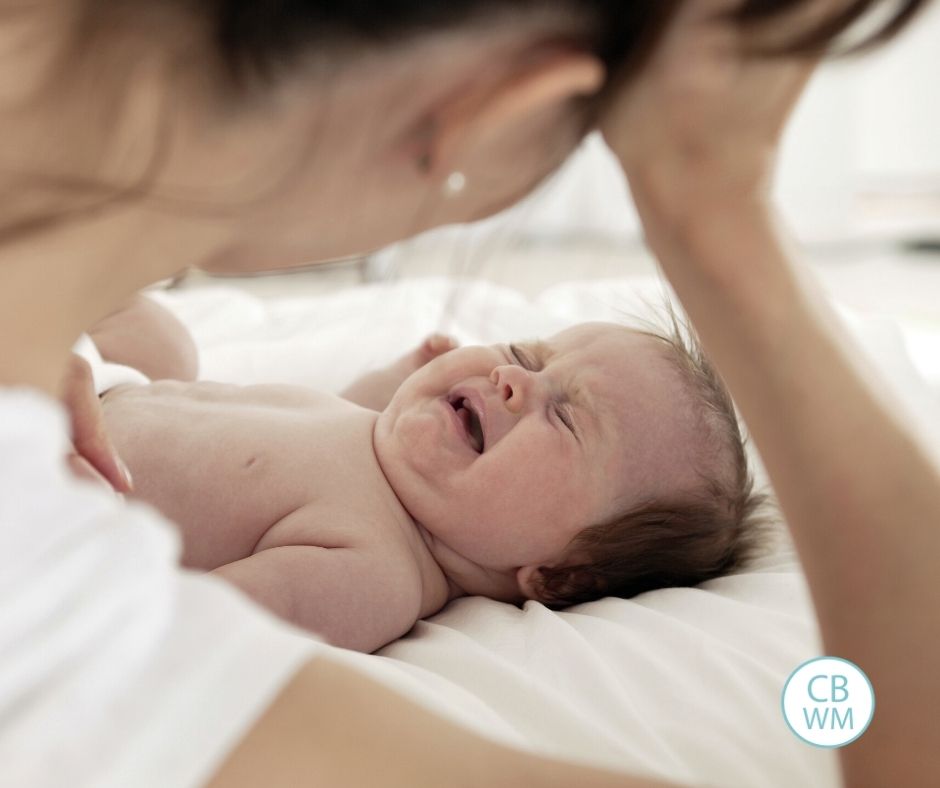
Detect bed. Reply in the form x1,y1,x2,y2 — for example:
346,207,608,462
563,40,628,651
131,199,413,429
148,272,939,788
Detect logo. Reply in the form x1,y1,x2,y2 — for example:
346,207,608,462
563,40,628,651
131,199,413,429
781,657,875,748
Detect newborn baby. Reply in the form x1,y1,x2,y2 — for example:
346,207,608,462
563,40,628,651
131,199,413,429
98,299,766,653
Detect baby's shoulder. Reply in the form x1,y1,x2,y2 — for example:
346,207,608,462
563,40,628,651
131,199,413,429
265,511,424,599
256,500,415,559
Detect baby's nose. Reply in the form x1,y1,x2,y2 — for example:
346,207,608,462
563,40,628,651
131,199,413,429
491,365,531,414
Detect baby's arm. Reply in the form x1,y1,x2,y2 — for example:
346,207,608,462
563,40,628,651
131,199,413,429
341,334,456,411
89,293,199,381
212,544,423,653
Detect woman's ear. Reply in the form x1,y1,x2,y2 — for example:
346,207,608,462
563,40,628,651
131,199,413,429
427,47,606,176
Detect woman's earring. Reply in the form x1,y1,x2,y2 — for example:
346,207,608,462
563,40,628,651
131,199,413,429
416,146,467,198
443,171,467,198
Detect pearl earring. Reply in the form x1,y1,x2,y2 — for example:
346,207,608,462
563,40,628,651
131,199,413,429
443,171,467,197
416,146,467,197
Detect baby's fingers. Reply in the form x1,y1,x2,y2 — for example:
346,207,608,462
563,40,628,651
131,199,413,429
420,334,459,360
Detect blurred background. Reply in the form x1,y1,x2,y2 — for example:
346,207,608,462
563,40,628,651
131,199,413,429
177,2,940,388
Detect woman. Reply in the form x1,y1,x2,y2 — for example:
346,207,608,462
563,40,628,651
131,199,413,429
1,1,935,786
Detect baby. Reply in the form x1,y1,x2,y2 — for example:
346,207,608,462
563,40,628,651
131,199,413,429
96,297,766,653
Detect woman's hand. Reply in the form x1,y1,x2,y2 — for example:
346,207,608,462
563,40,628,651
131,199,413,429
600,0,826,231
60,353,134,493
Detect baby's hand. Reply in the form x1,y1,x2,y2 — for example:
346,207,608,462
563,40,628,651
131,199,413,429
383,334,459,390
341,334,459,412
408,334,459,370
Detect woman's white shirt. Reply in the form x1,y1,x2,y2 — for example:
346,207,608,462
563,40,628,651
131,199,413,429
0,388,323,788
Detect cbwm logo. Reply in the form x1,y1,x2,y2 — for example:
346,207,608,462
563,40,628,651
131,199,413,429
781,657,875,748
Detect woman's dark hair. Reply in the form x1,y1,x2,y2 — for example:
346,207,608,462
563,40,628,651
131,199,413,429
208,1,930,88
728,0,930,54
210,1,673,86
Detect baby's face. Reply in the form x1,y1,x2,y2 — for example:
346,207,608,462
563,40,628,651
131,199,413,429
374,323,705,575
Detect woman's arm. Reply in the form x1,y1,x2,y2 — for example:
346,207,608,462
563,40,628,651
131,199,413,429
638,196,940,788
601,1,940,784
207,656,678,788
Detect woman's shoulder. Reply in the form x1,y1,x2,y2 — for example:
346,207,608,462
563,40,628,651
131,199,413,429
0,385,324,787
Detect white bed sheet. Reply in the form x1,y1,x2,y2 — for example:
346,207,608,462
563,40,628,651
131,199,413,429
148,275,939,788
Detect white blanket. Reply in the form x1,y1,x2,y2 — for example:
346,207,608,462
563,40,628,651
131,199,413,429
146,275,938,788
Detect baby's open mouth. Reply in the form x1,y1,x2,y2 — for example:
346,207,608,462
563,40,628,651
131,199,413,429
449,396,484,453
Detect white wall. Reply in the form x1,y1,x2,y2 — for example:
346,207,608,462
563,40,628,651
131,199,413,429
777,0,940,241
854,0,940,182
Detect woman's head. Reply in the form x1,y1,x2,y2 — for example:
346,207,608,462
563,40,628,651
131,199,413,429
2,0,667,270
2,0,926,273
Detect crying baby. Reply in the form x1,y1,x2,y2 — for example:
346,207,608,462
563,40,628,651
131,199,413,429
100,306,766,653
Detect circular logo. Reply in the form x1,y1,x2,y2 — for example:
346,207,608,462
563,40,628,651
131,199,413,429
781,657,875,748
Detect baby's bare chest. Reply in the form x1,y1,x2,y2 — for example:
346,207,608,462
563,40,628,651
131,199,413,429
103,382,393,569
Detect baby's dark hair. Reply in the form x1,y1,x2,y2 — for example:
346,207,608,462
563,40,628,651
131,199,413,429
535,306,775,607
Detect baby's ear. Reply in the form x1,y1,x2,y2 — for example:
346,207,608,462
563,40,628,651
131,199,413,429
517,562,601,607
515,565,545,602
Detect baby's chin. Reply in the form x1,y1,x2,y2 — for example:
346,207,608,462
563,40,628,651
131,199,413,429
371,404,427,489
371,408,395,456
373,390,435,453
